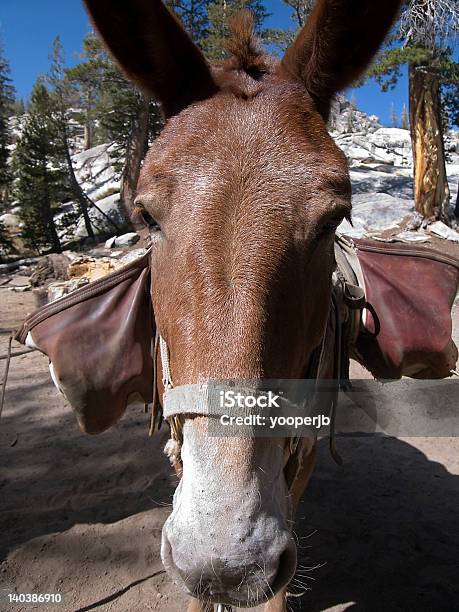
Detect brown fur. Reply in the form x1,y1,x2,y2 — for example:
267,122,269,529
83,1,402,610
225,11,269,77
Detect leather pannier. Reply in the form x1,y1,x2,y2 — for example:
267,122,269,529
351,239,459,380
14,249,154,434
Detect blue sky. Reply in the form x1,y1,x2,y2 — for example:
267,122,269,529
1,0,408,126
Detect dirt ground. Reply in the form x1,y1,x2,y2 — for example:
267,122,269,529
1,266,458,611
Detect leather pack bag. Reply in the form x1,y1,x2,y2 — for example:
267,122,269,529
350,239,459,379
14,249,154,434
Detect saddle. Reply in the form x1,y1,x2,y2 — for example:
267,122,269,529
9,236,459,434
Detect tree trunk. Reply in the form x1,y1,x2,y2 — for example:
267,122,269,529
83,122,92,150
120,99,150,226
455,184,459,219
409,63,450,220
44,174,62,254
47,213,62,253
63,130,95,239
44,201,62,254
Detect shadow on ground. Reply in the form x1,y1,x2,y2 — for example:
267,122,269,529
0,357,176,562
290,435,458,611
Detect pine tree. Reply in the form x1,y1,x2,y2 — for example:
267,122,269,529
46,37,95,239
167,0,212,43
73,31,162,222
390,103,398,128
368,0,458,220
401,104,409,130
66,33,108,151
0,218,13,259
12,98,25,116
264,0,314,52
0,43,15,211
13,82,66,254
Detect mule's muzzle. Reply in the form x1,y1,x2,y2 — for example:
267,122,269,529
161,523,297,606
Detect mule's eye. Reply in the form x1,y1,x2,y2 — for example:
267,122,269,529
321,217,343,235
320,211,351,235
132,203,160,232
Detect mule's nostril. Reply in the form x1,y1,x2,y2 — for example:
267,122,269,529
269,539,298,594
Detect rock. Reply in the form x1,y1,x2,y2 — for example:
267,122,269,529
329,95,382,135
47,278,90,303
405,211,425,231
0,257,39,274
114,232,140,247
72,143,120,201
393,230,431,243
428,221,459,243
337,220,367,239
0,212,21,228
339,192,414,237
68,256,116,281
61,250,82,262
75,193,128,238
29,254,71,287
370,127,412,150
8,275,31,287
10,285,31,292
105,232,140,248
104,236,117,248
334,127,413,168
117,248,147,266
32,287,48,308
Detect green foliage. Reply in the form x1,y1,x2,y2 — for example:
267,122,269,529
0,43,15,209
282,0,314,28
369,44,458,128
0,218,14,258
367,0,459,130
65,33,109,149
166,0,212,43
13,82,68,253
438,54,459,129
71,32,162,175
12,98,25,116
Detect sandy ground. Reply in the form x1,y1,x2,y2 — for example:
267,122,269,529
1,276,458,611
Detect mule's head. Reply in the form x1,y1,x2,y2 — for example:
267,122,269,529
84,0,401,606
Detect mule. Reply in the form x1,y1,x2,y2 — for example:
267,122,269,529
83,1,402,609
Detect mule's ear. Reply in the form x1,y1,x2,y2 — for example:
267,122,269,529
281,0,402,118
82,0,218,118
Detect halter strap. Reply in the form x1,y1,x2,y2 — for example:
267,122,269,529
161,381,300,419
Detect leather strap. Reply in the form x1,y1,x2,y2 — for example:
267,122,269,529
162,382,300,419
0,334,13,421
